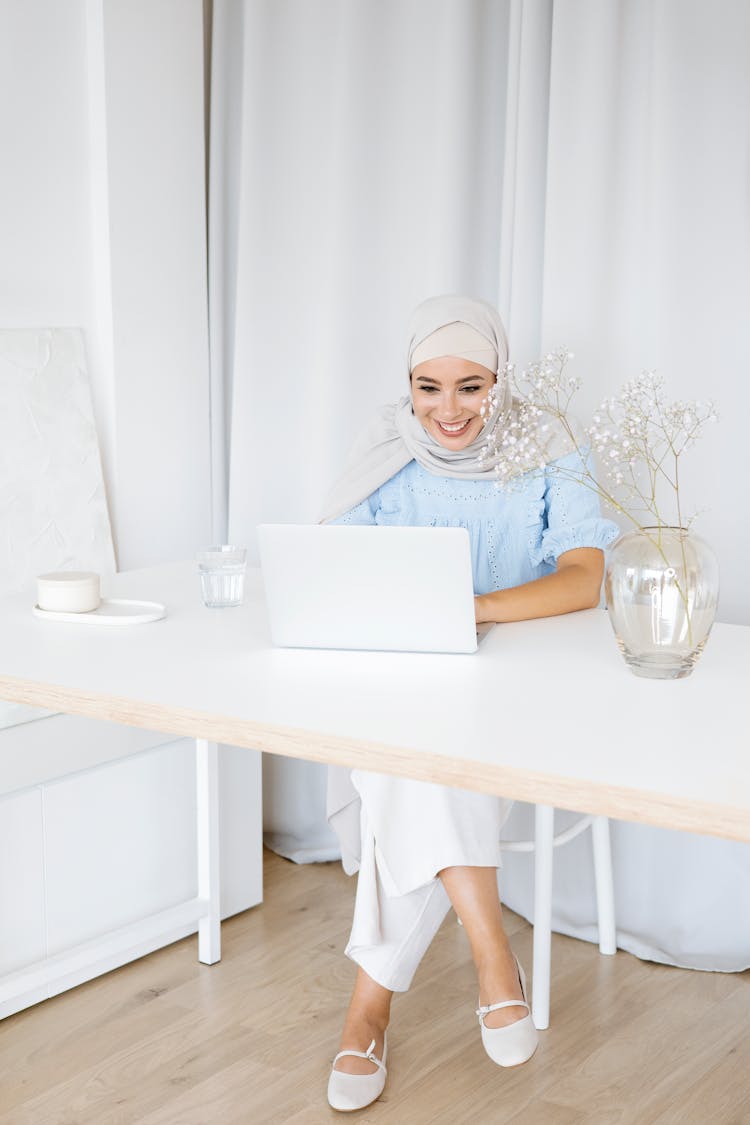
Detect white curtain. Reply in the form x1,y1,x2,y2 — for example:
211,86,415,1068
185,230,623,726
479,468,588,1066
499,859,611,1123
540,0,749,626
495,0,750,973
225,0,511,547
209,0,750,968
210,0,511,861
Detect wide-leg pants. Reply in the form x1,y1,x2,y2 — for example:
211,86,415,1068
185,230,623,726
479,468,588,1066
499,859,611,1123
327,765,513,992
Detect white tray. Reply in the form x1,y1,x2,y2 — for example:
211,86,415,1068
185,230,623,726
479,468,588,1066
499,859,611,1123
32,598,166,625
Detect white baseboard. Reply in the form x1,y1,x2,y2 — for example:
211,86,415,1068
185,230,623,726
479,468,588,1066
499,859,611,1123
0,897,215,1019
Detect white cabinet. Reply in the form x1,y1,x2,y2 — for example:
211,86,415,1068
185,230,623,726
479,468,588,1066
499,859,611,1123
44,742,201,952
0,715,262,1016
0,788,46,975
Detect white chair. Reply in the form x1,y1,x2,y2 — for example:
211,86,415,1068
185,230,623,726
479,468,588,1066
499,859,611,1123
499,806,616,1029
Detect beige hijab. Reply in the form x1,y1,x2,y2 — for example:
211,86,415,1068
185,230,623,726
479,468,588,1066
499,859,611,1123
319,295,515,523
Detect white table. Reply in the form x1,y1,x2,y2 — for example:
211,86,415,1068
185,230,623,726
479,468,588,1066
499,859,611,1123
1,561,748,1017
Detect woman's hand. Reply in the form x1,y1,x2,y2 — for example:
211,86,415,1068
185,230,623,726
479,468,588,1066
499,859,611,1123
474,547,605,624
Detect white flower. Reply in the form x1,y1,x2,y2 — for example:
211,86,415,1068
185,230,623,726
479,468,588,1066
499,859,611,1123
476,354,718,532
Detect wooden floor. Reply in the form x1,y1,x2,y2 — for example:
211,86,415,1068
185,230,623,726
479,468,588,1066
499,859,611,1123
1,849,748,1125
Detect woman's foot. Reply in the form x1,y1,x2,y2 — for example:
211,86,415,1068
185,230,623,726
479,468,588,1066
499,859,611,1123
439,864,528,1031
476,953,538,1067
476,940,527,1029
333,967,392,1075
334,1013,387,1075
328,1034,388,1112
328,968,391,1111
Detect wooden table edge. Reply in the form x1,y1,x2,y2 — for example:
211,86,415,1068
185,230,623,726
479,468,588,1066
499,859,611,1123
2,674,746,844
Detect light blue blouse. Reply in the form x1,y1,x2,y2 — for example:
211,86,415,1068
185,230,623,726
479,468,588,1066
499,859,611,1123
332,449,620,596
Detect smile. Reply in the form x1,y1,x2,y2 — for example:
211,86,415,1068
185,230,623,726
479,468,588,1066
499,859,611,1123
436,419,472,435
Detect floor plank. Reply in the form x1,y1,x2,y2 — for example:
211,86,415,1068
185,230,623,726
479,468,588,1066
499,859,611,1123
0,849,747,1124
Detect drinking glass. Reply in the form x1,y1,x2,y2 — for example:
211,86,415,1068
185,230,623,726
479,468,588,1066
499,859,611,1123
197,545,247,608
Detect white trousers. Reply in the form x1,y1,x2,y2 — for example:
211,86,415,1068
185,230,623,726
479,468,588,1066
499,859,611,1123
328,766,513,992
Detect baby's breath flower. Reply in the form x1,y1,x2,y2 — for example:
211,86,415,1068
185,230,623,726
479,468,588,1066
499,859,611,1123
478,354,718,533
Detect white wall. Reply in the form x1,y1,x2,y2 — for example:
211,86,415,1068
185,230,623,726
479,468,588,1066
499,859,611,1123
0,0,212,570
0,0,261,997
90,0,213,569
0,2,101,430
0,3,94,321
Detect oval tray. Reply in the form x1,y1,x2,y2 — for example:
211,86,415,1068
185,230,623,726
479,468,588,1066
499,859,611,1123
32,598,166,625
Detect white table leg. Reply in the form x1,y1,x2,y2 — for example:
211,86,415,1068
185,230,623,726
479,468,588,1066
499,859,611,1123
591,815,617,955
196,738,221,964
532,803,554,1030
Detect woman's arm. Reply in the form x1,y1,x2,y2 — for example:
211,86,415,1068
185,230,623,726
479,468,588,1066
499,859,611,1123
474,547,605,624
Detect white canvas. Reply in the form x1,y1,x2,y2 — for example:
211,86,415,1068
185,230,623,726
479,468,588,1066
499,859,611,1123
0,327,116,729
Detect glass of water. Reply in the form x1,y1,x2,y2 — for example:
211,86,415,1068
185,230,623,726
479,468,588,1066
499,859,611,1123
197,545,247,608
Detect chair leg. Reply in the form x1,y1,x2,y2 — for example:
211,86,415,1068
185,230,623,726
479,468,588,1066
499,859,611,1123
532,804,554,1030
591,815,616,956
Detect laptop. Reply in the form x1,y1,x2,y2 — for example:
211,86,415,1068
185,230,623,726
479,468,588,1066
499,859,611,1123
257,524,493,654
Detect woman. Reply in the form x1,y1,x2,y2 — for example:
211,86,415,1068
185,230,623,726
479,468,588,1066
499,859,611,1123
321,295,618,1112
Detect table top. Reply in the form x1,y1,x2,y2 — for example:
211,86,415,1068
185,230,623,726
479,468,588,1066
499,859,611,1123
1,562,748,841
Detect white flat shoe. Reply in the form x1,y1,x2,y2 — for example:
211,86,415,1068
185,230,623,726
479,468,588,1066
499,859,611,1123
327,1035,388,1112
476,956,538,1067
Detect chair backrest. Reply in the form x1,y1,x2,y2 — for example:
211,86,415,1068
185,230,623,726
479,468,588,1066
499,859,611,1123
0,327,116,730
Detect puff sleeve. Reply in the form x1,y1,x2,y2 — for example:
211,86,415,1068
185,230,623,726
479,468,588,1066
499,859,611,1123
329,491,380,526
529,448,620,566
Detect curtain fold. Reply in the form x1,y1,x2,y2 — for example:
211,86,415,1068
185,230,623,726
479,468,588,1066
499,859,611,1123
207,0,245,543
224,0,510,560
497,0,553,364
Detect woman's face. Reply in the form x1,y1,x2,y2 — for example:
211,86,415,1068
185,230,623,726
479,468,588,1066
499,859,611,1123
410,356,496,449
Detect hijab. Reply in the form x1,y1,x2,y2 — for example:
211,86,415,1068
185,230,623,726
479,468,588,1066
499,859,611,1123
319,294,530,523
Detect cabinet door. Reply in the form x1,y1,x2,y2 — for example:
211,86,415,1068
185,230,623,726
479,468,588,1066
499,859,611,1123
43,740,198,953
0,788,46,975
42,739,263,955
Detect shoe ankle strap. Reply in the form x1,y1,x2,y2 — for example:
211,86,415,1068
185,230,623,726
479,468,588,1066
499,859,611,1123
476,999,530,1024
332,1038,387,1073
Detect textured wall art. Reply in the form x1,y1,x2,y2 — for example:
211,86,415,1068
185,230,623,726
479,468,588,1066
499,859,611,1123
0,328,116,729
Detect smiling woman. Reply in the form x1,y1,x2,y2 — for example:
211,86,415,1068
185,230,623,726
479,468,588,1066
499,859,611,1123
411,355,496,447
317,294,620,1112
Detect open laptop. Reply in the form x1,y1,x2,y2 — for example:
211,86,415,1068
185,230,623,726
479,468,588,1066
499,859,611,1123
257,524,493,654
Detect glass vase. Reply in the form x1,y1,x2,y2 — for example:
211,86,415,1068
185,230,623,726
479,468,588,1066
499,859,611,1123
604,526,720,680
